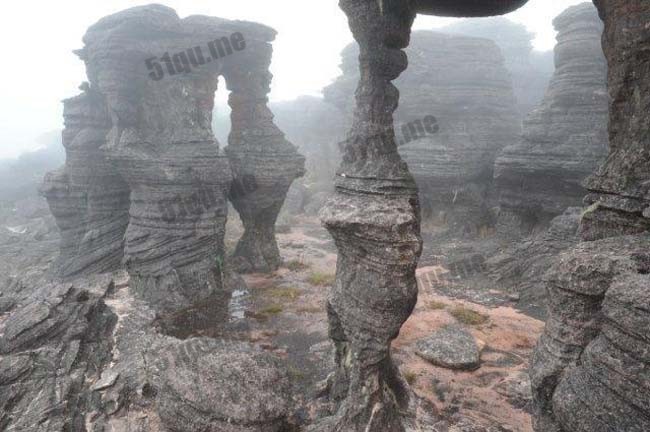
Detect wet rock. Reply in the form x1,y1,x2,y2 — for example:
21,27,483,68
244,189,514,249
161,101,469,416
530,234,650,431
494,3,608,233
43,5,297,312
580,0,650,241
157,339,293,432
416,325,481,371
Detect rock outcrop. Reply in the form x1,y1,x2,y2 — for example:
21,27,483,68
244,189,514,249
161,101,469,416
494,3,609,233
531,1,650,431
43,5,303,311
580,0,650,240
0,272,293,431
443,17,555,119
325,31,521,233
531,235,650,432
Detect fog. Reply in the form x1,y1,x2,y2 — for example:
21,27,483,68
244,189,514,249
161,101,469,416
0,0,584,159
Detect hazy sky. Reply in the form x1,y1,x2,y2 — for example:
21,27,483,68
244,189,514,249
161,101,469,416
0,0,588,159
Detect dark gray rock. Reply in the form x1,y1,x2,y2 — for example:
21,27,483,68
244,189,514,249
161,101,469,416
416,325,481,371
580,0,650,240
531,234,650,432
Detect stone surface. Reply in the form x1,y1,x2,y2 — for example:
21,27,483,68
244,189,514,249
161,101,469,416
416,325,481,371
494,2,609,233
579,0,650,240
325,31,521,233
530,234,650,432
0,272,293,432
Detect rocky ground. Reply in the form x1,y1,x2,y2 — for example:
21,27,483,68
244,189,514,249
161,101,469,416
222,215,544,431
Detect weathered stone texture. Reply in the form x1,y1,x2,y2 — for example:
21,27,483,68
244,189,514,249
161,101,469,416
41,88,131,279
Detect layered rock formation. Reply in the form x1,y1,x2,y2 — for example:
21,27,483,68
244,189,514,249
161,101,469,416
443,17,554,119
531,235,650,432
495,3,608,232
224,62,305,272
41,88,131,279
580,0,650,240
325,31,521,233
43,5,303,311
531,1,650,431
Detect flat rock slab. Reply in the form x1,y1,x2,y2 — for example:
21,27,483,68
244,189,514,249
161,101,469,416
416,325,481,371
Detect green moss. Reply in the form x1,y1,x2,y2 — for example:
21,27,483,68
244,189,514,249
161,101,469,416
428,300,447,310
285,260,310,271
268,287,301,301
404,370,417,385
450,306,489,326
308,272,336,287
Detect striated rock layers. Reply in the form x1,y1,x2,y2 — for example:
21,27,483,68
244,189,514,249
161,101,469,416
43,5,303,311
580,0,650,240
531,1,650,431
530,235,650,432
0,272,293,431
325,31,521,234
41,88,131,280
443,17,555,119
495,3,608,233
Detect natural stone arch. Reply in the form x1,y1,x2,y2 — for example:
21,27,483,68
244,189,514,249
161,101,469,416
43,5,304,313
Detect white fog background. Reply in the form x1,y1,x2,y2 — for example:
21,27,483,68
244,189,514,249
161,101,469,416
0,0,588,159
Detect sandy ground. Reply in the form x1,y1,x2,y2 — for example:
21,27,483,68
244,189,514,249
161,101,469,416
223,215,544,431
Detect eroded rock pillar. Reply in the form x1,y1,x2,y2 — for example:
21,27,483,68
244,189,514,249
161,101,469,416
316,1,421,430
225,64,305,273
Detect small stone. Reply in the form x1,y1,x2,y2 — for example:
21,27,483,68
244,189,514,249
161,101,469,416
416,325,481,371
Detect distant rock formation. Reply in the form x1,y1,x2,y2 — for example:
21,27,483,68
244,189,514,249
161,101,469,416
531,1,650,431
495,3,608,233
42,5,303,310
443,17,554,119
325,31,521,234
